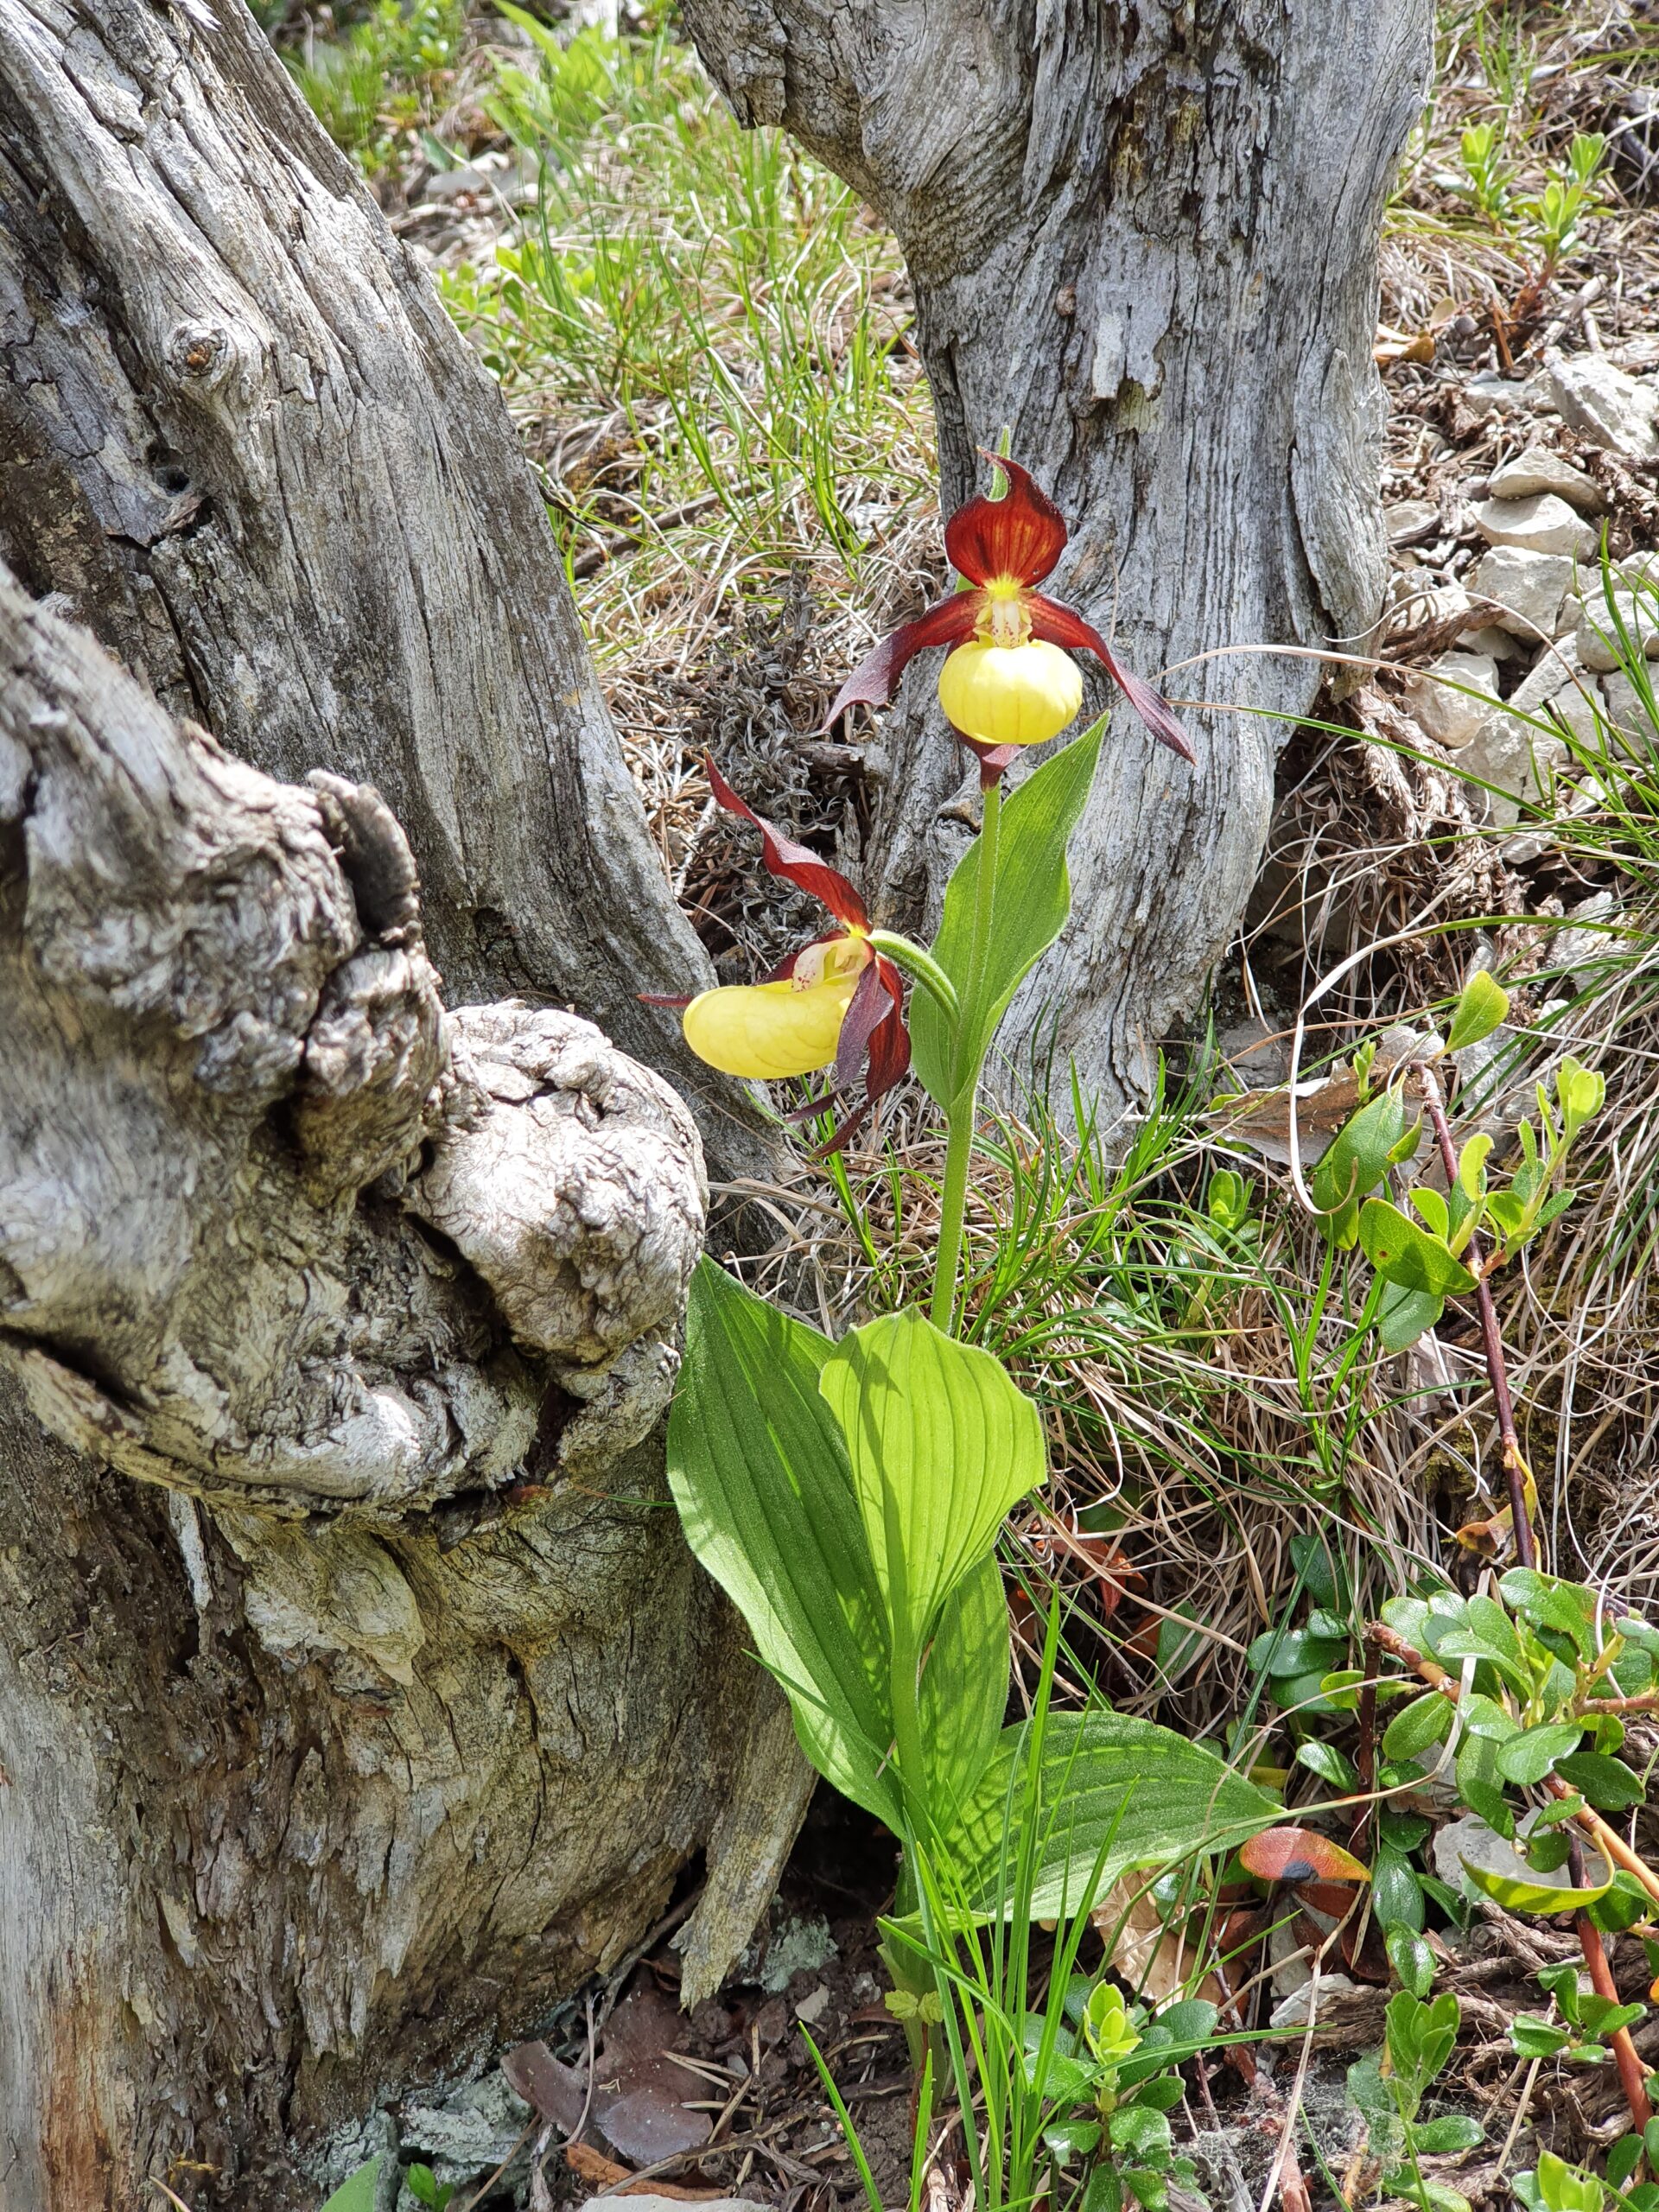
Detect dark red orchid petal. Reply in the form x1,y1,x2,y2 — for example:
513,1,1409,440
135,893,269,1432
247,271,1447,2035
792,957,911,1158
810,1098,873,1158
821,594,981,730
705,755,869,929
865,956,911,1103
1026,594,1196,763
944,456,1067,589
834,957,893,1094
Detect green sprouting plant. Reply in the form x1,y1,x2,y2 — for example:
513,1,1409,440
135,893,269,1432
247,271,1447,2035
1347,1990,1482,2212
1306,970,1604,1360
1510,1961,1647,2069
1038,1984,1217,2212
1452,122,1610,277
405,2164,456,2211
1517,133,1611,278
1458,120,1515,226
1369,1570,1656,1875
1517,2148,1659,2212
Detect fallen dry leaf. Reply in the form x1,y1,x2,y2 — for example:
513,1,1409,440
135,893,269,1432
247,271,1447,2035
1239,1826,1370,1886
1091,1876,1226,2012
505,1976,713,2171
566,2143,630,2185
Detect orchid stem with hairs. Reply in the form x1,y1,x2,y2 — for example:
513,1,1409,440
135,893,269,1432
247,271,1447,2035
930,777,1002,1331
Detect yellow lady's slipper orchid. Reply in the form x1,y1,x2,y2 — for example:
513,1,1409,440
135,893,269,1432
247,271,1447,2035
823,456,1192,765
683,937,868,1079
645,760,910,1154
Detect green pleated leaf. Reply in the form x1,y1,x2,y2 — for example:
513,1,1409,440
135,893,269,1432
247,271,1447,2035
321,2161,384,2212
819,1308,1046,1651
668,1261,899,1823
910,716,1106,1107
948,1710,1279,1921
920,1553,1010,1825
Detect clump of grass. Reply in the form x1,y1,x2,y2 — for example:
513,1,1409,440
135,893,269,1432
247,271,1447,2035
282,0,467,173
438,21,938,864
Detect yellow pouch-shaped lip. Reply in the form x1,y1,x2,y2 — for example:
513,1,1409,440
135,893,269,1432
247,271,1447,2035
683,975,858,1080
938,639,1083,748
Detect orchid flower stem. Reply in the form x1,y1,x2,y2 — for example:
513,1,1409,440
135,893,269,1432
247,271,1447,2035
868,931,960,1022
931,1103,976,1333
929,779,1002,1333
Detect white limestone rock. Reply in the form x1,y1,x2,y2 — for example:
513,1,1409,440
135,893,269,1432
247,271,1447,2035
1463,371,1553,418
1487,444,1604,512
1601,665,1655,733
1462,657,1590,826
1548,889,1621,988
1471,492,1597,559
1574,575,1659,671
1461,621,1529,663
1386,498,1440,546
1401,651,1501,748
1469,545,1576,639
1546,352,1659,461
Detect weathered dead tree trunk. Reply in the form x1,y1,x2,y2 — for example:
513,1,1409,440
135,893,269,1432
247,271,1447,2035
681,0,1433,1118
0,569,808,2212
0,0,760,1166
0,8,807,2208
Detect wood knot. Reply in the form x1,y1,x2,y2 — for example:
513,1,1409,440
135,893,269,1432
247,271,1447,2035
1055,284,1077,318
164,319,237,390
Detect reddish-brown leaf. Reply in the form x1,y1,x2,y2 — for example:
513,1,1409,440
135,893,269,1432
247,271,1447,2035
1238,1826,1370,1886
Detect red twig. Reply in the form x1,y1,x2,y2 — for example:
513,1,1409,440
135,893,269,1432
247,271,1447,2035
1420,1066,1536,1569
1570,1837,1653,2134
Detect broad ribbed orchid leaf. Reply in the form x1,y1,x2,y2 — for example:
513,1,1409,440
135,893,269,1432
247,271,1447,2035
818,1309,1045,1651
920,1553,1010,1826
948,1711,1279,1922
911,716,1106,1107
668,1261,899,1823
320,2161,384,2212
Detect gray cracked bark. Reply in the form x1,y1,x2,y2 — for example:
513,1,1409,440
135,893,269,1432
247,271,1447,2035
681,0,1433,1120
0,567,809,2212
0,0,765,1173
